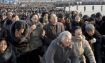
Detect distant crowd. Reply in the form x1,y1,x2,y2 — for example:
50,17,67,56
0,4,105,63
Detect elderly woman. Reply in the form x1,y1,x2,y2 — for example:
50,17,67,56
42,31,80,63
0,38,17,63
72,26,96,63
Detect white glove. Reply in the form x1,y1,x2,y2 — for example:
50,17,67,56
90,38,96,44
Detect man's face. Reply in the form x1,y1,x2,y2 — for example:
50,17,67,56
15,29,25,38
50,14,57,24
87,30,94,36
96,16,102,22
61,35,71,47
0,40,7,52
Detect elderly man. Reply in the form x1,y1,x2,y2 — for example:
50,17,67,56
43,13,65,48
83,24,101,50
42,31,80,63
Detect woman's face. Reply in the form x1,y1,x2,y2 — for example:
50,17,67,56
74,29,82,38
15,29,25,38
75,15,81,22
31,14,39,23
0,40,7,52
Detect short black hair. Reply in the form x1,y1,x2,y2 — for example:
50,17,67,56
41,11,49,17
39,17,44,23
72,26,81,34
30,13,39,21
96,12,102,18
14,21,26,31
89,17,95,22
0,38,6,42
58,13,64,18
102,16,105,21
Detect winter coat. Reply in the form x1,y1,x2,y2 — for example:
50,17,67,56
7,21,30,57
95,35,105,63
95,20,103,34
27,20,43,51
42,38,80,63
83,30,101,50
0,42,17,63
72,35,96,63
43,22,65,47
72,21,85,32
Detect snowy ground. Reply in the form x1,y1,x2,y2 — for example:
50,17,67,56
65,5,105,16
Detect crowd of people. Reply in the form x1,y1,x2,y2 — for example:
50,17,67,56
0,3,105,63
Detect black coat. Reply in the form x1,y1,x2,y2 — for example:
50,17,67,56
0,42,17,63
43,22,65,47
95,20,103,34
100,21,105,35
83,30,101,51
7,21,30,57
72,21,85,32
95,35,105,63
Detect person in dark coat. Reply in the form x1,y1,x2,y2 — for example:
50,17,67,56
43,13,65,48
96,35,105,63
84,24,101,50
100,16,105,35
0,14,5,38
0,38,17,63
72,14,85,32
58,13,72,32
95,12,103,34
42,31,80,63
3,11,13,29
7,20,30,63
83,24,101,63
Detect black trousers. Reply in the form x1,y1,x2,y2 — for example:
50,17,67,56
17,52,29,63
29,49,40,63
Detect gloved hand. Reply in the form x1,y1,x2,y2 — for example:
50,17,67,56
90,38,96,44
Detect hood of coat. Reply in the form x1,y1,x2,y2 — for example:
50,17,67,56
0,42,13,62
9,21,29,43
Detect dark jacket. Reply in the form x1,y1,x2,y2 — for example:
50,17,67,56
42,38,80,63
72,21,85,32
0,42,17,63
43,22,65,47
0,20,5,38
96,35,105,63
95,20,103,34
7,21,30,57
100,21,105,35
83,30,101,49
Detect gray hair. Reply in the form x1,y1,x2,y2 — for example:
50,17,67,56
85,24,95,32
58,31,72,41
